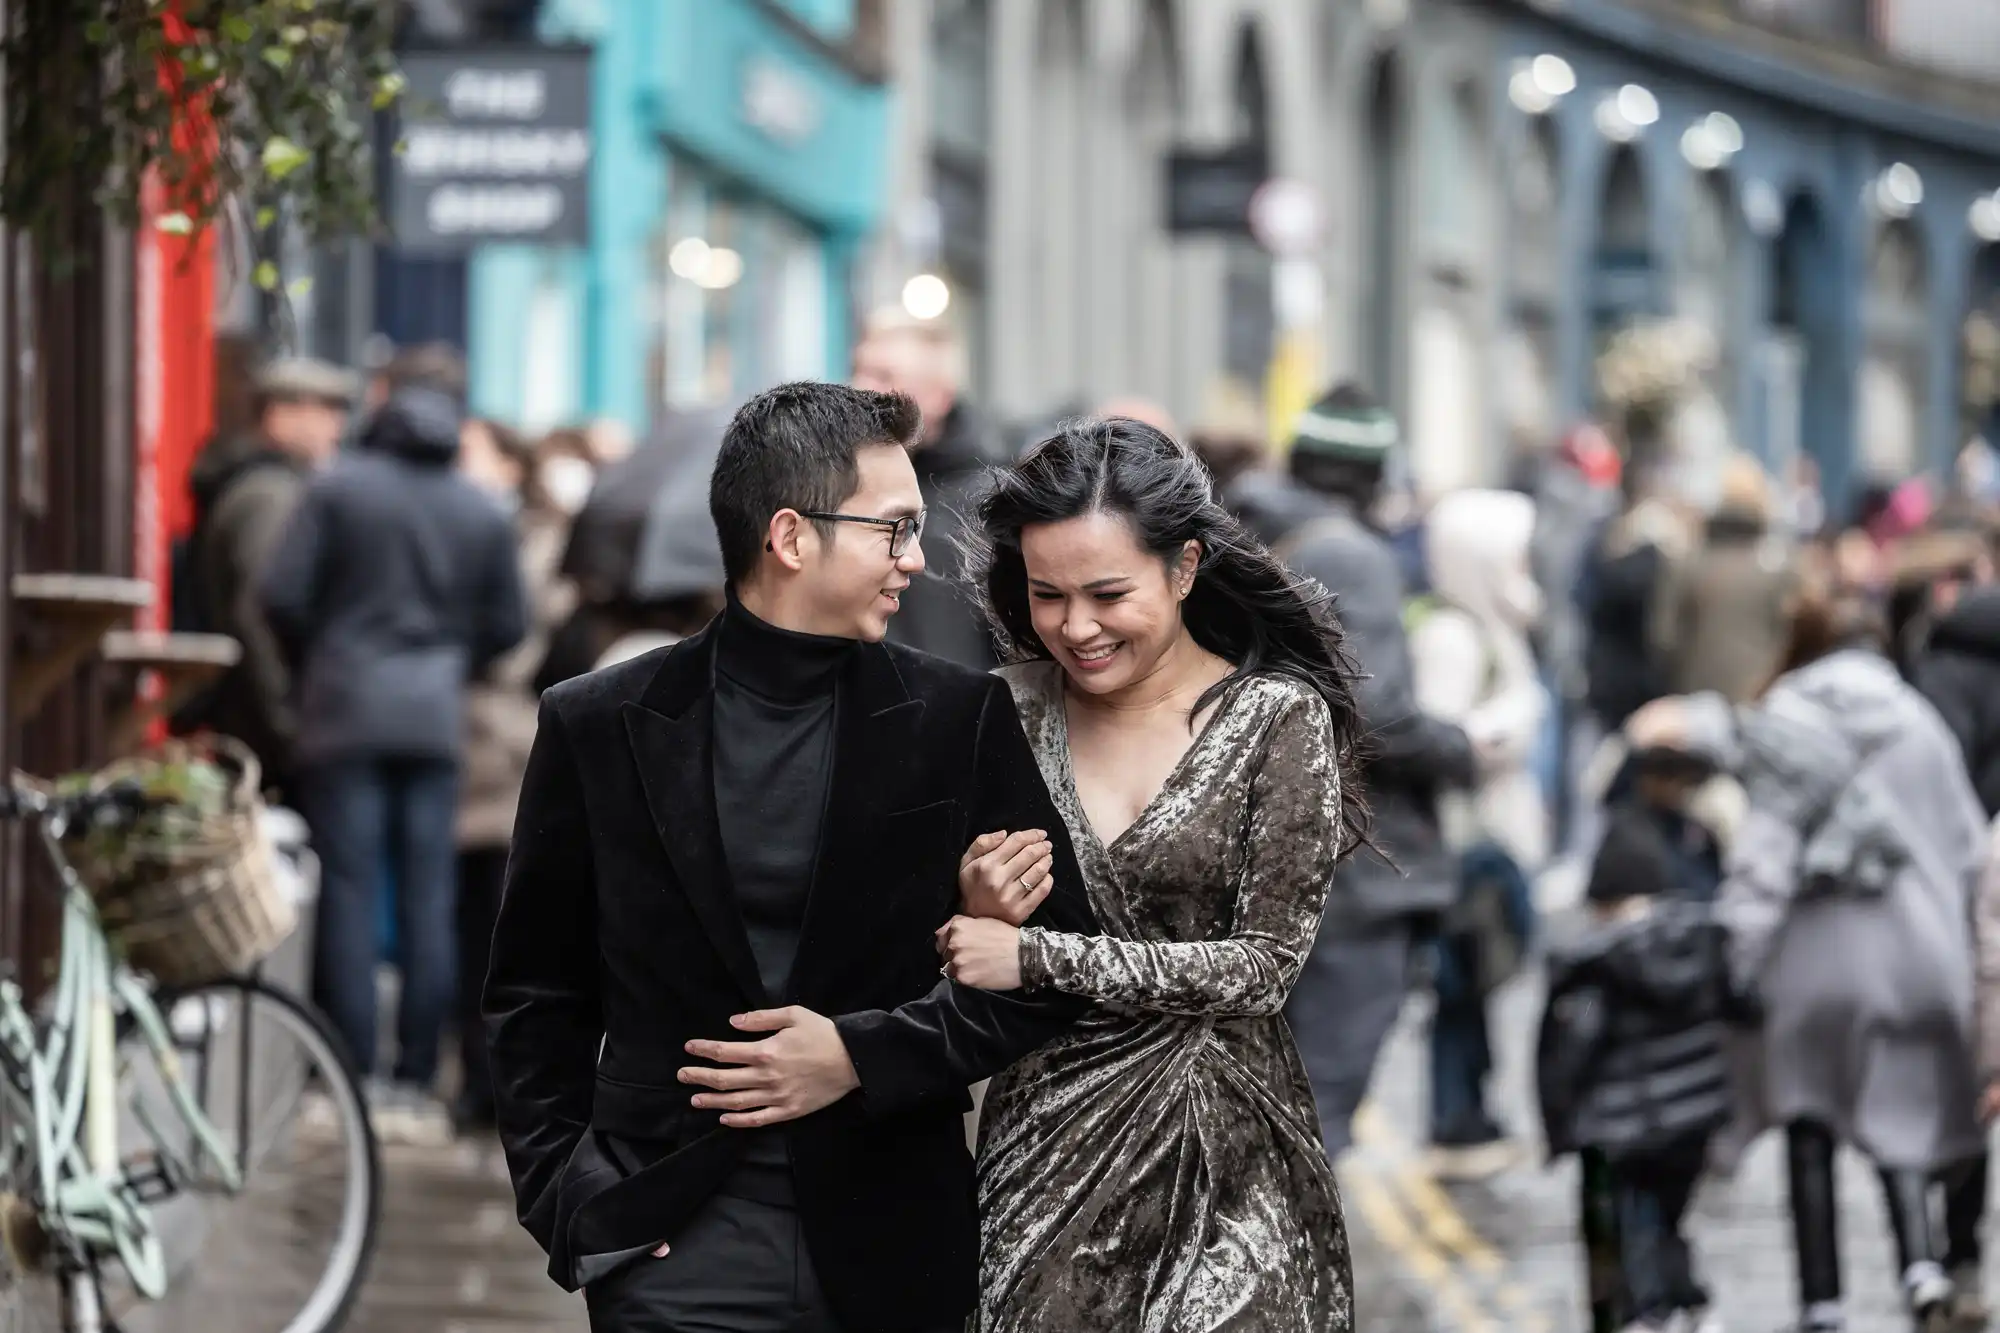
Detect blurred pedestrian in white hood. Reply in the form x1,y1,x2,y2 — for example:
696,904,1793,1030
1410,488,1550,871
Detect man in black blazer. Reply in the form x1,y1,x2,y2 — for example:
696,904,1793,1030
484,382,1095,1332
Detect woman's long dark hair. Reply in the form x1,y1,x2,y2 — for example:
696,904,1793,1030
964,416,1370,855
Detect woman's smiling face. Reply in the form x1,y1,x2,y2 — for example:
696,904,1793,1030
1019,510,1197,695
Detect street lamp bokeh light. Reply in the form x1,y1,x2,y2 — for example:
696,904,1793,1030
1875,162,1924,218
902,273,951,321
1617,83,1660,127
694,246,743,290
1531,54,1576,97
1595,95,1641,143
1682,124,1724,171
1681,113,1744,171
1704,112,1744,156
1509,67,1555,115
668,237,711,281
1970,194,2000,243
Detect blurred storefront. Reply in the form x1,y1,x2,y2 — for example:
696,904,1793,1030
1496,0,2000,508
470,0,891,433
879,0,2000,511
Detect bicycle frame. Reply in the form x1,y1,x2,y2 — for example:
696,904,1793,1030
0,818,247,1321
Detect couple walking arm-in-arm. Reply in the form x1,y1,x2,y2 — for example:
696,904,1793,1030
481,647,1097,1329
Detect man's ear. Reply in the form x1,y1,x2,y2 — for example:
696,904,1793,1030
766,510,809,572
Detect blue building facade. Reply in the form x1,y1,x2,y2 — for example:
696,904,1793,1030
1488,0,2000,507
469,0,892,432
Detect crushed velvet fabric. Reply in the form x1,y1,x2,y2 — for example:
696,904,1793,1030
974,662,1353,1332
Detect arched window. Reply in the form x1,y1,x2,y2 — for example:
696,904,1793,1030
1123,0,1180,408
1592,147,1654,355
1504,117,1560,451
1032,0,1087,402
1674,172,1739,474
1222,24,1274,388
1359,53,1407,403
1859,219,1928,478
1423,80,1489,260
1509,117,1561,306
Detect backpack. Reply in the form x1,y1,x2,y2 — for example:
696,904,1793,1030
166,453,292,729
1439,839,1537,998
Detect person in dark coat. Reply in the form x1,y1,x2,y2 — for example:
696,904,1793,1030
1580,471,1693,732
1272,384,1477,1157
1226,464,1335,550
1913,581,2000,817
1537,806,1739,1333
483,381,1097,1333
261,359,527,1130
176,357,357,797
852,309,1010,669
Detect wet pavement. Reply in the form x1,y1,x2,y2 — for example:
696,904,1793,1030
92,863,1992,1332
123,1133,584,1333
337,1137,585,1333
1339,861,1973,1333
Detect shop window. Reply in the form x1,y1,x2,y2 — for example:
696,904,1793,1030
1409,304,1485,494
651,162,830,414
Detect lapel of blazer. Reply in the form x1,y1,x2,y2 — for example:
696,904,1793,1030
621,624,768,1008
788,642,928,1002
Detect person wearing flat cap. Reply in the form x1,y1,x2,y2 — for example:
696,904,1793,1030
177,356,358,797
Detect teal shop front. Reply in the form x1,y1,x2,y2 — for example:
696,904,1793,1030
469,0,891,431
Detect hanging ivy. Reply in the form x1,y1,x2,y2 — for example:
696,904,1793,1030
2,0,402,271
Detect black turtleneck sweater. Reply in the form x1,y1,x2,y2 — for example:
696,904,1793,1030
710,596,855,1198
712,593,856,1004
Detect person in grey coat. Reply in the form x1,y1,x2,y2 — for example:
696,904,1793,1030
1274,385,1477,1156
261,364,527,1126
1629,592,1990,1333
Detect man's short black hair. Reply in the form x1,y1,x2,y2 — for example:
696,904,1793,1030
709,381,922,583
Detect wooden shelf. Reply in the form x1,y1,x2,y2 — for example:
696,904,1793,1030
9,575,153,722
100,631,241,754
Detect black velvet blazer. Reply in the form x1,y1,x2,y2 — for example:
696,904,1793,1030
482,620,1095,1331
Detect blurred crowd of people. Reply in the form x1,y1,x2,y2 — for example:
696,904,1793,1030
173,307,2000,1332
1203,390,2000,1333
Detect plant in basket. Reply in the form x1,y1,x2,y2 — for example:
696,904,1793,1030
56,743,238,900
51,738,294,988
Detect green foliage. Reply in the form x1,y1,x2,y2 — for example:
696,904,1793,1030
1,0,401,249
56,752,233,865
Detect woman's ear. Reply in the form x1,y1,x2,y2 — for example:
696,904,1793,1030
1175,540,1202,599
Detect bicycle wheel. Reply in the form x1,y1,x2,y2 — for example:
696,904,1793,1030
0,1025,77,1333
103,977,380,1333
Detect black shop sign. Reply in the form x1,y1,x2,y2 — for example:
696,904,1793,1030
389,47,594,254
1164,145,1269,236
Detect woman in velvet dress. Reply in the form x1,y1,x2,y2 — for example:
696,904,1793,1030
936,418,1369,1333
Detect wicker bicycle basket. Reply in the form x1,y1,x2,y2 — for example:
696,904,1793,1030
54,738,296,988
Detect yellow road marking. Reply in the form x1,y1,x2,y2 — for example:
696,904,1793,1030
1345,1167,1498,1333
1348,1098,1553,1332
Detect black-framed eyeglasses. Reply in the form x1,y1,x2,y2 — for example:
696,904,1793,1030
798,510,925,557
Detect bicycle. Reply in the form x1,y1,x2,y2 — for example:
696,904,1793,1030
0,777,380,1333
